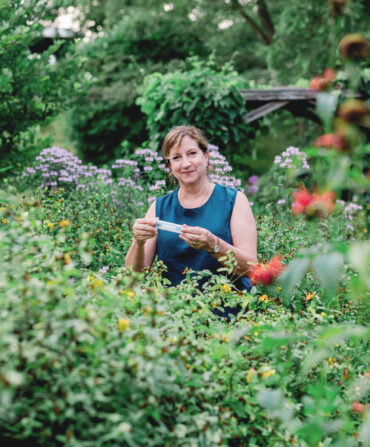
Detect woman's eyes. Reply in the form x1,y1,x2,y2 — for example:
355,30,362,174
171,151,198,161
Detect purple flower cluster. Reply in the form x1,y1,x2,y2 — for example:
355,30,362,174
336,200,363,232
245,175,259,195
23,146,112,190
208,144,242,189
24,143,246,207
273,146,310,170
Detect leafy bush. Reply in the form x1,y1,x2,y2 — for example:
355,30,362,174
137,59,252,158
69,9,208,164
0,191,368,446
0,0,91,175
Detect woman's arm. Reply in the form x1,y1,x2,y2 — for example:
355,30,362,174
124,201,158,271
179,191,257,276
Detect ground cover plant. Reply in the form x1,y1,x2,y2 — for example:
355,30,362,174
1,21,369,447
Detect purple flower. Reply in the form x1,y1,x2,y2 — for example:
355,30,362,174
248,175,259,185
277,199,286,205
99,266,109,273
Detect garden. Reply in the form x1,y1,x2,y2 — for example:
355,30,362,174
0,1,369,446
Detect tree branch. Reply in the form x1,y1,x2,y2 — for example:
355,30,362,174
230,0,270,45
256,0,274,43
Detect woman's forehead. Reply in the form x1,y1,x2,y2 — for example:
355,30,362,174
170,136,200,153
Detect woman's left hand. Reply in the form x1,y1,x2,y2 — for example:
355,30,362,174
180,224,217,252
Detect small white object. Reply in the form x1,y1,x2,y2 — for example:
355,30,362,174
156,220,183,233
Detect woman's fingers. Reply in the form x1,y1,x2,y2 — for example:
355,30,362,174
133,217,158,243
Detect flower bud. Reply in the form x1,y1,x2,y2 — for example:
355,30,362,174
339,34,369,60
337,99,370,125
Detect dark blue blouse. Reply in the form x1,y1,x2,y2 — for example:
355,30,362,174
155,183,252,293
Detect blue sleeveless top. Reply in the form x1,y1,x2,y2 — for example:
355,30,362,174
155,184,252,292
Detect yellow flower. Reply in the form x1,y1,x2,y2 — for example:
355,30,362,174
90,279,104,289
258,294,269,303
16,216,22,223
321,312,326,317
58,219,71,228
275,286,282,292
1,218,7,224
305,291,316,301
47,280,53,286
262,370,276,379
253,331,259,337
47,222,54,229
221,284,231,293
118,318,130,332
246,367,255,383
59,188,64,192
222,334,231,343
327,357,336,365
128,290,135,300
364,228,368,233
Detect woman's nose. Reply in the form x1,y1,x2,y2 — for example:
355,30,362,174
182,156,192,166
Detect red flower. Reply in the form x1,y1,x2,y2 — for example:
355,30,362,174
249,256,284,286
292,187,335,218
352,401,365,413
314,133,344,150
323,68,337,81
309,76,329,91
309,68,336,91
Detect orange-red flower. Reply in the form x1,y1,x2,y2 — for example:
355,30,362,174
323,68,337,82
352,401,365,413
292,187,335,218
309,68,336,91
249,256,284,286
314,133,344,150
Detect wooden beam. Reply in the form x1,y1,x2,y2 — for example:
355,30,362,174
241,88,319,101
244,101,289,123
241,87,362,102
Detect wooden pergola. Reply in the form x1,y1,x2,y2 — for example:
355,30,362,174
240,87,322,124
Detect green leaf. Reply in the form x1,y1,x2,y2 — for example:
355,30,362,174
312,251,344,296
278,257,310,299
316,92,339,131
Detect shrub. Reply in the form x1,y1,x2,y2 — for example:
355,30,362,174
136,58,252,159
0,192,368,446
0,0,91,176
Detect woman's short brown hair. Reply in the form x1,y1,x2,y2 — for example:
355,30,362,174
161,126,208,162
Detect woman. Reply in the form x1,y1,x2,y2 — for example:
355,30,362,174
125,125,257,294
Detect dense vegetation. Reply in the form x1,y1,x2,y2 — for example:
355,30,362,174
0,1,369,445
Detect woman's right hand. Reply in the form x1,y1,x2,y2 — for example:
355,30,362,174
132,218,158,246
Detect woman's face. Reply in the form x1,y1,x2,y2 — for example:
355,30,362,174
168,136,209,185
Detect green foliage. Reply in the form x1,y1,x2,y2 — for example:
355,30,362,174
69,8,208,164
265,0,369,83
0,190,368,446
0,0,91,175
137,58,251,154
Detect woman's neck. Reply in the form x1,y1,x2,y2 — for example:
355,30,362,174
178,177,210,198
178,178,214,208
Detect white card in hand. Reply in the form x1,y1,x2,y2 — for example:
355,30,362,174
156,220,183,233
